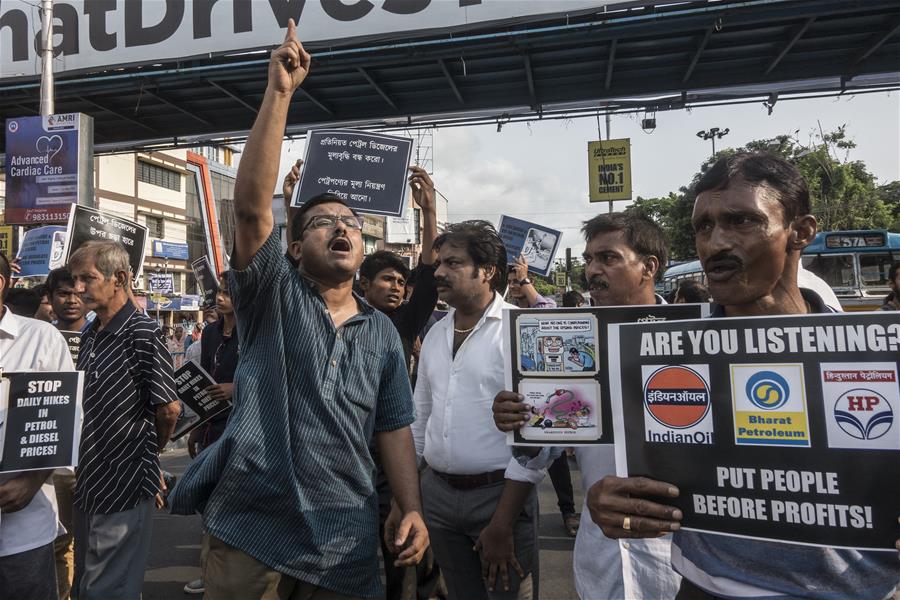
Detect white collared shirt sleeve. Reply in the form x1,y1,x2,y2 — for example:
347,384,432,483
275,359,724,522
504,446,563,483
411,335,433,460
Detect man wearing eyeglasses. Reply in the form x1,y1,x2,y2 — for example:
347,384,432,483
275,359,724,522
169,20,428,600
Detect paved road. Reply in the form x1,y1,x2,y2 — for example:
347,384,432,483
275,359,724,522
145,449,582,599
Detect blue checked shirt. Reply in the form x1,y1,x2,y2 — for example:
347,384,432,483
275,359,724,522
169,232,415,598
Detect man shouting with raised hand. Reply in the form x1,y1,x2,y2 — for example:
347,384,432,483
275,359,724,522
170,21,428,600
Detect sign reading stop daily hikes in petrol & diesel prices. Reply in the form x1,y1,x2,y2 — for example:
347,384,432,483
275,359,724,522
171,362,232,441
291,129,413,218
609,312,900,550
0,371,84,473
588,138,631,203
503,303,709,447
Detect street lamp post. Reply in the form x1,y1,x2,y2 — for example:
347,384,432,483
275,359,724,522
696,127,730,157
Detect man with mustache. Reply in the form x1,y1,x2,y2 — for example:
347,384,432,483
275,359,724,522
507,254,556,309
591,153,900,599
410,220,550,600
169,21,428,599
492,213,682,599
68,241,180,600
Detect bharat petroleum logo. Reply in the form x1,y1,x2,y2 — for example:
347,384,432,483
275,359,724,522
746,371,790,410
643,365,710,429
834,389,893,440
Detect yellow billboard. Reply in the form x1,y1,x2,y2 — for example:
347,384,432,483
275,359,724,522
588,138,632,202
0,225,13,257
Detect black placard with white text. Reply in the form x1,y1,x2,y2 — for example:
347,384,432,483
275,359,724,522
171,362,231,440
60,331,83,364
191,257,219,309
610,312,900,550
0,371,84,473
291,129,413,217
504,303,709,446
62,205,148,278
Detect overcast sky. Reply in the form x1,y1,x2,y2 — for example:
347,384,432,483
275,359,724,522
274,90,900,254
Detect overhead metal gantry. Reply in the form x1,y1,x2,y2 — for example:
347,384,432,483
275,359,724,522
0,0,898,153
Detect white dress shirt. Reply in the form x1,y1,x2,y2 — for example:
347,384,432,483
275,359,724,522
412,293,542,484
0,308,75,557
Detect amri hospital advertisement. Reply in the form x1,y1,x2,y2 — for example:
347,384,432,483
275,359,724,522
4,113,94,225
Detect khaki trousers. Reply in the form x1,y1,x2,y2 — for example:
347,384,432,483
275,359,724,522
202,535,365,600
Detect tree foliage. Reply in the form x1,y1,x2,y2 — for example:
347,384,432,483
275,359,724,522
627,127,898,261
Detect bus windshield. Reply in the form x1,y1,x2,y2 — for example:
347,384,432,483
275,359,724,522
801,255,855,289
858,253,894,287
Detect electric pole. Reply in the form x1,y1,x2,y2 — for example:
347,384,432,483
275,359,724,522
39,0,55,116
696,127,730,157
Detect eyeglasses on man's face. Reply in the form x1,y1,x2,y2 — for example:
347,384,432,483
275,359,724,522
302,214,364,233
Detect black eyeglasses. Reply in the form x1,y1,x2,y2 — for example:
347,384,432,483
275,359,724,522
302,214,363,233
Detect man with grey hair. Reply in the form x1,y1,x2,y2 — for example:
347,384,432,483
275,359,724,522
68,240,180,600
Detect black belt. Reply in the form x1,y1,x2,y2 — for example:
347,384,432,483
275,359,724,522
432,468,506,490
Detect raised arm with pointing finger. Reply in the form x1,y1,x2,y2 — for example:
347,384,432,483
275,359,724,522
232,20,310,270
169,22,428,599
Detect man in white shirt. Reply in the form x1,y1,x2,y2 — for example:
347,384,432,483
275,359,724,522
410,220,544,600
0,252,76,600
492,213,682,599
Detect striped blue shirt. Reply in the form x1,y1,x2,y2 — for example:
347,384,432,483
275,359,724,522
170,232,415,598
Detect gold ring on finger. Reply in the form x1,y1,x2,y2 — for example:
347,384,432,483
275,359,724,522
623,516,631,531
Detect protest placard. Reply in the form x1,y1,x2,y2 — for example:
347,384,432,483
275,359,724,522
149,273,175,296
504,303,709,446
290,129,413,217
62,205,147,277
13,225,66,277
190,257,219,308
171,362,232,440
498,215,563,277
609,311,900,550
0,371,84,473
59,331,83,364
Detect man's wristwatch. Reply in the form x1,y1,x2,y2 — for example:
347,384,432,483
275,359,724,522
516,278,533,286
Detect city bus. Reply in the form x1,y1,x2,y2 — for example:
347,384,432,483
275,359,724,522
659,230,900,311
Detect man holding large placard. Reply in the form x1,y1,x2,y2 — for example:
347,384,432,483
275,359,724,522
492,213,682,599
0,251,77,600
592,154,900,599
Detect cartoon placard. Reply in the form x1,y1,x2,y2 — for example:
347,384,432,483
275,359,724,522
504,303,709,446
515,313,599,377
518,380,601,442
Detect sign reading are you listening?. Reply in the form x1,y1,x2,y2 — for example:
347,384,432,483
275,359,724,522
610,311,900,551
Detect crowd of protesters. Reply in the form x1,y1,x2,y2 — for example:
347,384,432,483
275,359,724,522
1,21,898,600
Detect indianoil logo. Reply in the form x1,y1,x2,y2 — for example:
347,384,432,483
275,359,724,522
641,364,714,444
643,365,711,429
